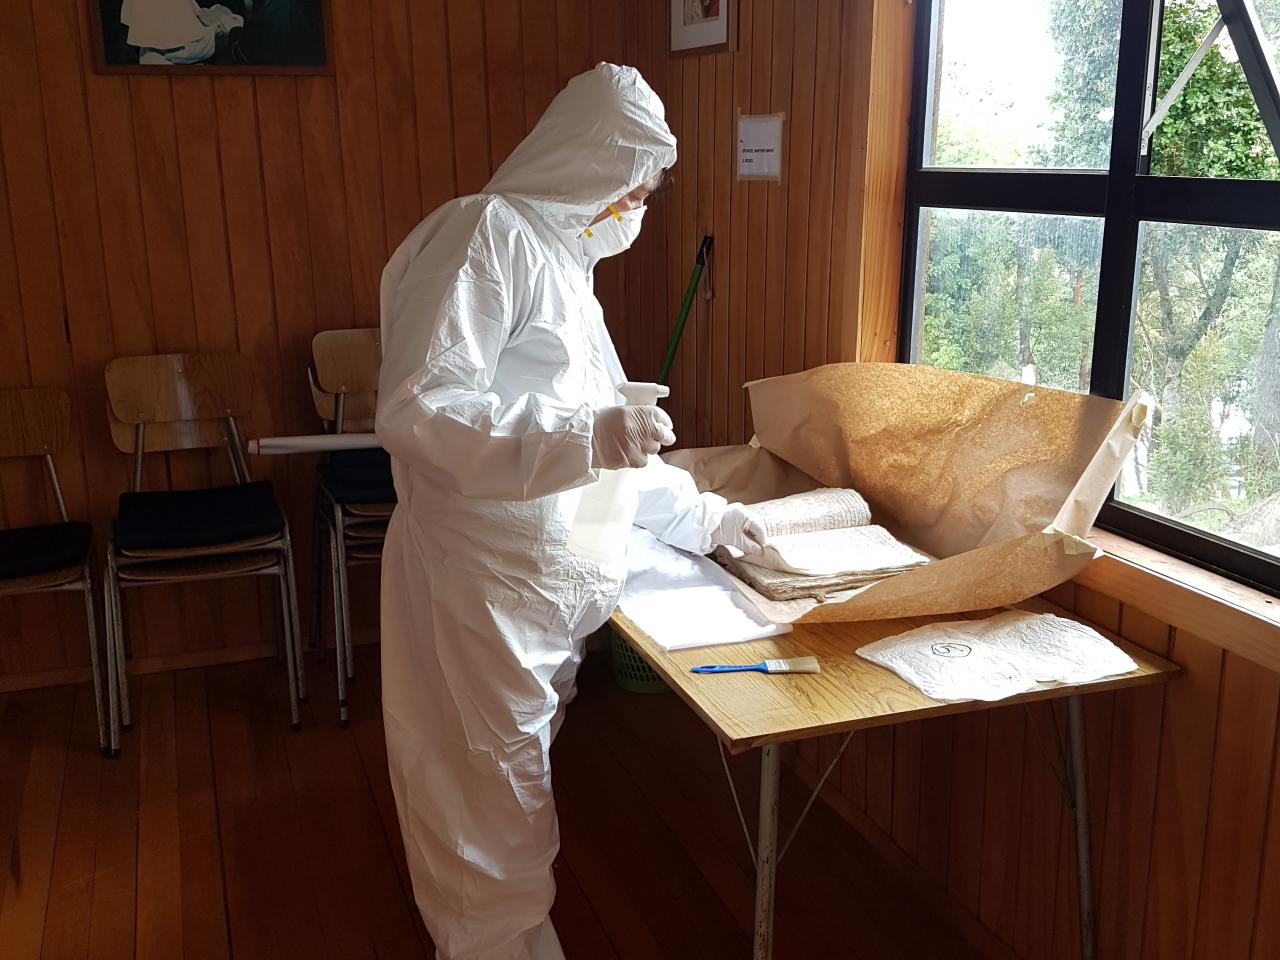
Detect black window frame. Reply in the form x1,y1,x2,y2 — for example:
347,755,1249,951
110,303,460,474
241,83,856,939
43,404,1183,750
898,0,1280,597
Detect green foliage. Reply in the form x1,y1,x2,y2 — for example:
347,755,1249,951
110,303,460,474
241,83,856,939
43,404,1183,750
1151,0,1280,180
1237,435,1280,501
920,211,1100,390
1150,413,1227,512
1148,325,1235,511
1041,0,1123,168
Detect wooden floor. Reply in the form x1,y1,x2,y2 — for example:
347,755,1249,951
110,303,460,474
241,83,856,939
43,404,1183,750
0,645,983,960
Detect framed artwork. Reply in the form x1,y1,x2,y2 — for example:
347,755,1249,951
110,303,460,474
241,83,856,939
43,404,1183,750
671,0,736,56
91,0,330,74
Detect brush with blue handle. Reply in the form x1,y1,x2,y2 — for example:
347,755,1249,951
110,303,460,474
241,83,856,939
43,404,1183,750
690,657,820,675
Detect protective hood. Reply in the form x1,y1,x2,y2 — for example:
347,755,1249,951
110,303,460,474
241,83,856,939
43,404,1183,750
485,62,677,239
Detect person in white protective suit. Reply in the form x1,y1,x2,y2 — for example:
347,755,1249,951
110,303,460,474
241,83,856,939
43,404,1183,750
376,62,764,960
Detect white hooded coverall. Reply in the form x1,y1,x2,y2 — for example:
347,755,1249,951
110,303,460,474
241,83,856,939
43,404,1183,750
377,63,731,960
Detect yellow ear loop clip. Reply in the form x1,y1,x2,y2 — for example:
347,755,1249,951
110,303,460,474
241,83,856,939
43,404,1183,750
582,203,624,240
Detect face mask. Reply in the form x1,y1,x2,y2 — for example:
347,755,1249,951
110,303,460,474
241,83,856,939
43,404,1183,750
581,204,645,263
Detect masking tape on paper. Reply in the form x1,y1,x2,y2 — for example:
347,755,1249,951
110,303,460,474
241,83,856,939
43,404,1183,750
1033,526,1102,557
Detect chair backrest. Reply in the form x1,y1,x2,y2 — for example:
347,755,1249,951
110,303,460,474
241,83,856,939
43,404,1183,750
308,368,376,433
312,329,381,395
105,353,254,426
0,388,71,459
105,403,229,454
0,387,73,522
104,353,255,490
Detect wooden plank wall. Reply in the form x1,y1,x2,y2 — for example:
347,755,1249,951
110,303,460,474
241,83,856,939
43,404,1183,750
0,0,617,685
626,0,914,449
0,0,913,687
795,579,1280,960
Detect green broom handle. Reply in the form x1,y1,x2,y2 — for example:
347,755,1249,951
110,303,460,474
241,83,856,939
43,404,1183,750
657,235,713,387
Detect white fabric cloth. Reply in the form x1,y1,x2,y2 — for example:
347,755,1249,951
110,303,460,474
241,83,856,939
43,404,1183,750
619,529,790,651
856,610,1137,702
378,63,721,960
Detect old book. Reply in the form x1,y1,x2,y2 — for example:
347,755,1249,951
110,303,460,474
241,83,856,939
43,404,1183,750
718,488,930,601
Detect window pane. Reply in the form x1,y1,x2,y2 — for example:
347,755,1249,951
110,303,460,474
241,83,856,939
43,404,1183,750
914,209,1104,392
1149,0,1280,180
1255,0,1280,75
927,0,1121,169
1118,222,1280,559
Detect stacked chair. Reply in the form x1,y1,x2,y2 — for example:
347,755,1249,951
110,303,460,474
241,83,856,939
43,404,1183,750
309,329,394,727
0,388,109,755
102,353,304,753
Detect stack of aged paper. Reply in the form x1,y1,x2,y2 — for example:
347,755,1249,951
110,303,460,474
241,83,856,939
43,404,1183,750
718,488,931,601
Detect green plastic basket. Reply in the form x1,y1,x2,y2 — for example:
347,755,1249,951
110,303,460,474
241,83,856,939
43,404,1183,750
611,627,670,695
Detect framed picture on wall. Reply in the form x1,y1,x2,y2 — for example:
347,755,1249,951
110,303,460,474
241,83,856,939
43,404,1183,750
91,0,331,74
671,0,736,55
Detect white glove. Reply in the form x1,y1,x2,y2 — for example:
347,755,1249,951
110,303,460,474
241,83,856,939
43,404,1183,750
711,503,766,556
591,404,676,469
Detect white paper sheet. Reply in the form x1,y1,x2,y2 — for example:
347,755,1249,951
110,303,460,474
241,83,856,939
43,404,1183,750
745,524,931,578
618,529,791,651
856,610,1137,702
737,113,784,180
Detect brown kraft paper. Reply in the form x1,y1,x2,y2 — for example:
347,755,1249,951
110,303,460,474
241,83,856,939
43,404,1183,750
664,362,1152,624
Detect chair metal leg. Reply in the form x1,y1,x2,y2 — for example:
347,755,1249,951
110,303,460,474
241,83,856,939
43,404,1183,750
329,526,349,727
81,564,110,757
103,553,122,757
271,574,286,665
107,552,131,736
276,563,302,731
332,505,355,683
282,527,306,704
120,565,133,660
311,510,326,659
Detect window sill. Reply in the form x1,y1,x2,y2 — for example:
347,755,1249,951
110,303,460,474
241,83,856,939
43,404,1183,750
1079,528,1280,672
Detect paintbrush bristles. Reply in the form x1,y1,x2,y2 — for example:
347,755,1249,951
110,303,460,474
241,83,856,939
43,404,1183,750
763,656,821,674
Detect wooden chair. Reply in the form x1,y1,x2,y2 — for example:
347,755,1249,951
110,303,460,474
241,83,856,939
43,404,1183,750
0,388,109,755
310,328,394,726
103,353,305,752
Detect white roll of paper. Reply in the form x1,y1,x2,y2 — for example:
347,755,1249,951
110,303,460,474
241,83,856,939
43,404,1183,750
248,433,383,455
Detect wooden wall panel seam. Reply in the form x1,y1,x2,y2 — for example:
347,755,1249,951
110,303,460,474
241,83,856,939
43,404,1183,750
1242,695,1280,959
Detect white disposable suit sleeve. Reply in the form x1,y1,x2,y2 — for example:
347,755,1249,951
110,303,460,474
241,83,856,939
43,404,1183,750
632,457,728,555
377,205,597,502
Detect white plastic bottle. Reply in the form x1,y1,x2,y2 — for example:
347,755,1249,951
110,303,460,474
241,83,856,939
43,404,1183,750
567,381,671,564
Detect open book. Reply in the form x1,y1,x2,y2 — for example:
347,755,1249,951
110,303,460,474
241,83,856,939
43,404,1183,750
718,488,930,601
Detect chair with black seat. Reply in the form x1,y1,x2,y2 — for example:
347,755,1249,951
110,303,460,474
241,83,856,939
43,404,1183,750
310,328,394,726
0,387,108,755
102,353,305,752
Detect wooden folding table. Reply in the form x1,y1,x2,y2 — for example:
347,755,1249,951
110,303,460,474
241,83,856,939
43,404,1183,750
609,597,1178,960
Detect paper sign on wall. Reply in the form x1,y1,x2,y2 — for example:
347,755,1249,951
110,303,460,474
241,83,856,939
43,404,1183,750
737,113,784,181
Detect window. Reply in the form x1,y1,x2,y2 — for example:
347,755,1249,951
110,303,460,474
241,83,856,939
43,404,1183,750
1259,0,1280,70
1120,222,1280,557
1148,0,1280,179
925,0,1122,169
912,210,1104,391
901,0,1280,594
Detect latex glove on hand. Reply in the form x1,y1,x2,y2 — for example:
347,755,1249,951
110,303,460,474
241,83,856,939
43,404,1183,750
591,404,676,469
712,503,766,556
